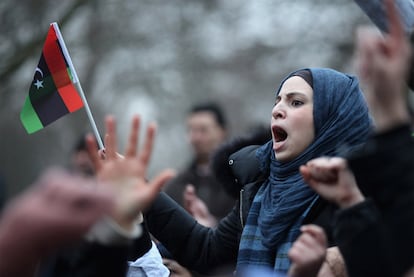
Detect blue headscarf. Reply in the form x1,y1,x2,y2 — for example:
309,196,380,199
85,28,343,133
237,68,373,272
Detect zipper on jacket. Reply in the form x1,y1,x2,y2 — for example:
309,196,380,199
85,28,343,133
239,189,244,228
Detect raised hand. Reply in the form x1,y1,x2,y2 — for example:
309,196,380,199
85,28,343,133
183,184,217,227
163,258,192,277
356,0,412,132
300,157,364,209
87,115,175,230
288,224,327,277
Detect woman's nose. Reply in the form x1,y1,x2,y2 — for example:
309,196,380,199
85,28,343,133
272,104,286,119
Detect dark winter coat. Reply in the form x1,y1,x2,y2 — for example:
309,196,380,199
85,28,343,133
335,124,414,277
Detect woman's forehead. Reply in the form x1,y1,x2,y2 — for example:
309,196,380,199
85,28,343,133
278,76,313,96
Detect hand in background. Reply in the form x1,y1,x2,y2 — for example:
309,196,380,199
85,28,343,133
183,184,217,227
87,115,175,231
356,0,412,132
163,258,192,277
288,224,327,277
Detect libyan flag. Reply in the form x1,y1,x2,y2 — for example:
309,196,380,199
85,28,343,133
20,24,84,134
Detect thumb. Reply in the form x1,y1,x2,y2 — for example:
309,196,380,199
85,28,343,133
149,169,176,196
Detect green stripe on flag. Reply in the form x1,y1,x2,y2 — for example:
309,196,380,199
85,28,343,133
20,97,43,134
67,67,75,82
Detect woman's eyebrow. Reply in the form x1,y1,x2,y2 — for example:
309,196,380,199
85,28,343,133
279,91,308,98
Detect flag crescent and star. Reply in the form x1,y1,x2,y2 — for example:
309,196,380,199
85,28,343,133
34,67,44,89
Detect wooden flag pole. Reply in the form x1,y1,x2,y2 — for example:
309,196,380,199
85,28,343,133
51,22,104,150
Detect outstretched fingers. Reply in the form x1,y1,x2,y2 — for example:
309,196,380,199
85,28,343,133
138,169,175,211
356,27,377,81
148,169,176,195
139,122,157,168
125,115,140,158
86,133,102,172
104,115,118,159
385,0,404,47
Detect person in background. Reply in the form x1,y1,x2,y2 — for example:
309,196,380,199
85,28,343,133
164,102,235,227
69,133,96,177
161,103,236,276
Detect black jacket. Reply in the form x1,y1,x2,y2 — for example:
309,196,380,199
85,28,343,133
38,242,129,277
335,124,414,277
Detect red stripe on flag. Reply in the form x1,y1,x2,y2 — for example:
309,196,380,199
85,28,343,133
43,26,72,88
58,84,83,112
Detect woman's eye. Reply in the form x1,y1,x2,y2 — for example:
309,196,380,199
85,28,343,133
274,96,281,106
273,97,280,107
292,100,303,107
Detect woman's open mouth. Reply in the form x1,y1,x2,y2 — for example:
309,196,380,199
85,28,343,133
272,126,287,142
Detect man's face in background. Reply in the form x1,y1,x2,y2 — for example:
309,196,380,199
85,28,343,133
187,111,226,162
